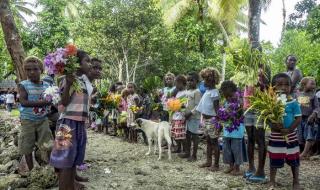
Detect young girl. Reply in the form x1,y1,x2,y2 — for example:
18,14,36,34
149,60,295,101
171,75,187,153
160,72,175,121
119,89,129,140
179,72,201,161
296,77,319,159
268,73,302,190
220,80,247,176
50,50,92,190
126,82,141,143
196,67,221,171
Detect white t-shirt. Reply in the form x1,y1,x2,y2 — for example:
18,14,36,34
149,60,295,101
6,93,15,104
81,74,93,96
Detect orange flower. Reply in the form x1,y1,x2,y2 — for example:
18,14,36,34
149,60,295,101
65,44,77,56
167,98,182,112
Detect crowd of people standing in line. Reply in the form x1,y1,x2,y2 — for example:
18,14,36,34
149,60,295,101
12,51,320,190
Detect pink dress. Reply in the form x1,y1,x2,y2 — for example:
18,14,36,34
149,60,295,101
243,86,255,109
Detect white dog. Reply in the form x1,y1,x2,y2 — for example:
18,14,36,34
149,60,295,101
135,118,172,160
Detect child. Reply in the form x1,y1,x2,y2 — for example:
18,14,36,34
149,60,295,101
179,72,201,161
244,64,270,182
268,73,301,190
196,67,221,171
126,82,141,142
220,80,247,176
18,56,53,171
160,72,175,121
171,75,187,153
119,89,129,139
296,77,319,159
50,50,92,190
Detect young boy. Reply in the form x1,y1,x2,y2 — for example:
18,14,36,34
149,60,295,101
18,56,53,171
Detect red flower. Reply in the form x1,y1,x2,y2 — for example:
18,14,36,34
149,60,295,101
65,44,77,56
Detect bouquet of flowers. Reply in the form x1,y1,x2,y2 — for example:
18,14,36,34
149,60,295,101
166,97,187,112
44,44,81,92
43,86,61,105
211,92,244,133
245,86,286,129
99,93,122,109
129,105,143,114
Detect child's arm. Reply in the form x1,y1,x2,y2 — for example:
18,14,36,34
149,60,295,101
60,74,75,107
281,116,302,135
18,85,50,107
308,96,320,123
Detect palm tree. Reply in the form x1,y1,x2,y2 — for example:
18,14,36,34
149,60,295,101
158,0,247,80
10,0,35,23
0,0,27,80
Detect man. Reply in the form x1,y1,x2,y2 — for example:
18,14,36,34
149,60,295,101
285,55,302,93
6,91,15,112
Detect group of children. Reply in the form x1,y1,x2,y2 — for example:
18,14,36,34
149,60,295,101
91,64,319,190
16,49,320,190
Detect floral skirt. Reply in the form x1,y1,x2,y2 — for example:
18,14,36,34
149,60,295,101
171,119,186,140
50,119,87,169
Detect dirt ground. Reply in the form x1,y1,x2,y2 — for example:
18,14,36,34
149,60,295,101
72,130,320,190
1,109,320,190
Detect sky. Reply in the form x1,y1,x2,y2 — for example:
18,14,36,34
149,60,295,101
260,0,300,46
24,0,301,47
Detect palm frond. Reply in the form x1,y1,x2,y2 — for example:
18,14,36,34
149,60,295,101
15,5,35,16
161,0,193,26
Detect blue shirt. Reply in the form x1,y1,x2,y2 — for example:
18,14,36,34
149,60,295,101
19,80,50,121
223,123,245,138
283,100,302,128
198,81,206,95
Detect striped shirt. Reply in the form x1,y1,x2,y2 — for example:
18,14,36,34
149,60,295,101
19,80,50,121
59,76,90,121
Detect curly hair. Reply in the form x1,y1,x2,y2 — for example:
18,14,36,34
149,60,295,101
200,67,220,85
165,72,175,79
220,80,237,95
24,56,44,73
300,77,316,91
271,73,292,87
175,75,187,86
187,71,199,83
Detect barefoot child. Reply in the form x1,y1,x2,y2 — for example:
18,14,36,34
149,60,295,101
296,77,319,159
179,72,201,161
50,50,92,190
126,82,141,143
171,75,187,153
220,80,247,176
268,73,301,189
18,56,53,171
196,67,221,171
160,72,175,122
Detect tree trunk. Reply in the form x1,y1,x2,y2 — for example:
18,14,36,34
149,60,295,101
197,0,205,55
248,0,262,49
281,0,286,40
118,60,123,82
0,0,26,81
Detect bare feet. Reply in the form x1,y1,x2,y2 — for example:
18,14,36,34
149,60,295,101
75,174,89,182
293,182,301,190
75,181,86,190
224,167,233,174
208,165,219,172
199,162,211,168
230,170,242,176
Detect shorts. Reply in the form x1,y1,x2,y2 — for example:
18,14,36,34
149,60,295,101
298,117,319,143
223,138,247,165
18,119,53,155
268,130,300,168
244,110,263,127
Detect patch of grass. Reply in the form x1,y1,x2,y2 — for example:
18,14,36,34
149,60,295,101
10,109,20,117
